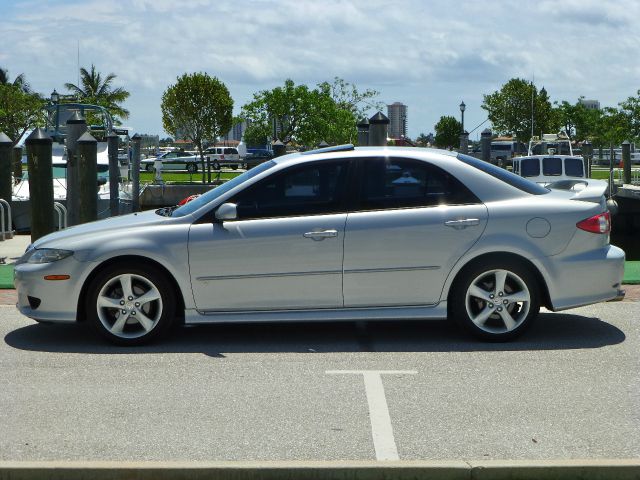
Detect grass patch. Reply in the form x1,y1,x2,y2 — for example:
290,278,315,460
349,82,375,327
139,171,241,183
0,265,14,289
623,261,640,285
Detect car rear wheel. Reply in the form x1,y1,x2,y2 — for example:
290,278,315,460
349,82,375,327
212,161,220,170
145,164,153,172
186,163,197,173
450,259,540,341
86,264,176,345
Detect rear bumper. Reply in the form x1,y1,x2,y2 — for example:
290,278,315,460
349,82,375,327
544,244,625,311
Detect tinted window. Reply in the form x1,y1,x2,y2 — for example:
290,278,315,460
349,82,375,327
542,157,562,176
224,148,237,154
520,158,540,177
457,154,549,195
492,144,512,151
565,157,584,177
360,157,479,210
233,160,350,219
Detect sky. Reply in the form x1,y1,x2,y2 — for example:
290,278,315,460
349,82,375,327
1,0,639,141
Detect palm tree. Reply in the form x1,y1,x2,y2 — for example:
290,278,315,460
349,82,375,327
64,64,130,123
0,67,31,92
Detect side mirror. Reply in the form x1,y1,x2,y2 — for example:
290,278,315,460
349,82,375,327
215,202,237,222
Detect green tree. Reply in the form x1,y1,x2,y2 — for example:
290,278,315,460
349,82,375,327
434,116,462,148
64,64,130,124
592,107,629,149
618,89,640,141
0,67,31,93
241,79,359,148
482,78,558,143
161,72,233,180
317,77,383,119
415,132,433,147
0,84,45,145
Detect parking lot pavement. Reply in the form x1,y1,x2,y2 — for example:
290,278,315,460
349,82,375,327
1,301,639,463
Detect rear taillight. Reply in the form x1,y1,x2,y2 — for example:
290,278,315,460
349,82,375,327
576,211,611,234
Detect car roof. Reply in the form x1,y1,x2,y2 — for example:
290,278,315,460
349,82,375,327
271,145,459,167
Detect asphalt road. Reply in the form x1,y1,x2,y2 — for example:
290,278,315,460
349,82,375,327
1,302,638,462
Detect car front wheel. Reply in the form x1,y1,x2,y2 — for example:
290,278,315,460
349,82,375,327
86,264,176,345
450,259,540,341
186,163,197,173
145,164,153,172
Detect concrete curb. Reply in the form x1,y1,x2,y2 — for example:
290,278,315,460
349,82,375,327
0,459,638,480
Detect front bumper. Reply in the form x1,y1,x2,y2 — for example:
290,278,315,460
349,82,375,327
14,257,88,323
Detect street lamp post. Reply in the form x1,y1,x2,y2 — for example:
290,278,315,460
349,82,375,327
459,101,467,153
459,100,466,133
50,89,60,139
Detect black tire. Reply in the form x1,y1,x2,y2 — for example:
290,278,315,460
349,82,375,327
186,163,197,173
212,161,220,170
145,164,153,172
85,263,176,346
231,164,238,170
449,258,540,342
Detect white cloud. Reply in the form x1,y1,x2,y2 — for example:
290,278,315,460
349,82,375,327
1,0,639,137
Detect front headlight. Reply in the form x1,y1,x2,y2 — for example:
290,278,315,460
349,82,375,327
17,248,74,264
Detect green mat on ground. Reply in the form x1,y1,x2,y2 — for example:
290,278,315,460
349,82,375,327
623,261,640,285
0,264,14,289
0,262,639,290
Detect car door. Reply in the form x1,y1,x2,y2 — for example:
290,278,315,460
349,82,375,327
343,157,487,307
162,152,180,171
188,159,352,311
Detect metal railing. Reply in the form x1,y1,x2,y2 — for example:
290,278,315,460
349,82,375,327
0,199,14,241
53,202,68,230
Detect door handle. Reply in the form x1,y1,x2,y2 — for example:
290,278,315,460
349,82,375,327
303,229,338,240
444,218,480,229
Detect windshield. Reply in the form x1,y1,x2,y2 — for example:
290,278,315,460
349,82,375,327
171,160,277,217
457,154,549,195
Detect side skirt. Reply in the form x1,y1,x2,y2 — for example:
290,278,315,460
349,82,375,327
183,302,448,325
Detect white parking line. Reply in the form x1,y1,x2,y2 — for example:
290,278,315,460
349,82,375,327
326,370,417,461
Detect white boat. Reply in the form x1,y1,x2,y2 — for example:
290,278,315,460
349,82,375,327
11,102,131,231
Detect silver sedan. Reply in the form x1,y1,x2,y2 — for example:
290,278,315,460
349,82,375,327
14,146,625,345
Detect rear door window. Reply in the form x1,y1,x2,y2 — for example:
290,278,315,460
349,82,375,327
358,157,480,210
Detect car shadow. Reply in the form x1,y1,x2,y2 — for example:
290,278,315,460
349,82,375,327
3,311,625,356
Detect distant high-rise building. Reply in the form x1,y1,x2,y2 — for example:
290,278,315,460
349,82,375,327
579,99,600,110
222,120,249,142
387,102,408,139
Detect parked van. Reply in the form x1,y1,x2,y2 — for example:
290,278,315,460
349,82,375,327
204,146,243,170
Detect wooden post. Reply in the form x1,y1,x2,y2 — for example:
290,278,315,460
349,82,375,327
78,131,98,224
25,128,54,241
481,129,492,162
622,140,631,185
368,112,389,146
131,134,141,212
12,145,23,183
66,111,87,226
357,118,369,147
0,133,13,205
107,134,120,216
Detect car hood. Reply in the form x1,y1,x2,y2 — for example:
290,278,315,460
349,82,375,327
31,209,177,250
